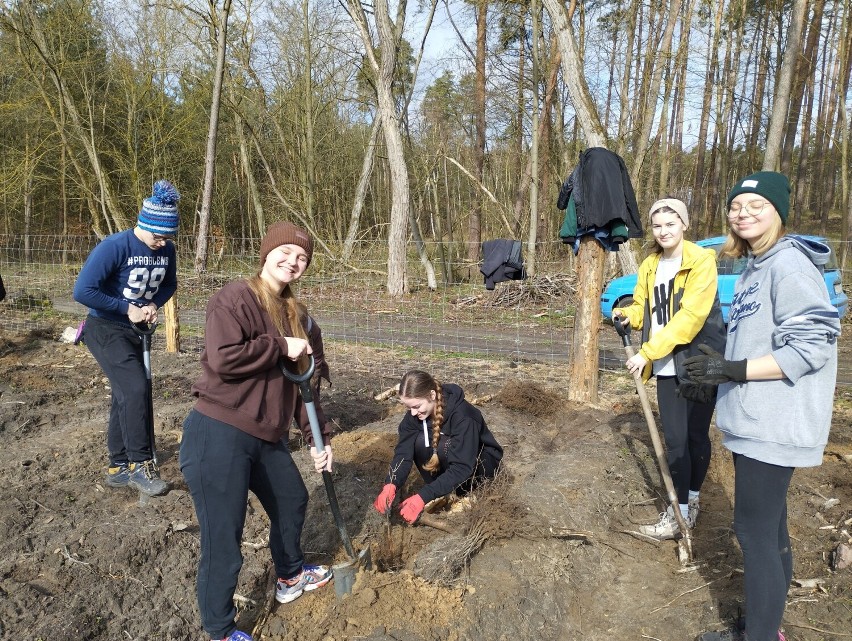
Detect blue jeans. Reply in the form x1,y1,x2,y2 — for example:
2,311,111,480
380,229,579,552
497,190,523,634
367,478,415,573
180,409,308,639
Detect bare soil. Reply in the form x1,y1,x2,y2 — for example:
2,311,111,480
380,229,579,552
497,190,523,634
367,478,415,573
1,327,850,641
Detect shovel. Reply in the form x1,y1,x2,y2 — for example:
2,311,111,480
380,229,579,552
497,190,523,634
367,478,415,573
134,321,161,506
614,319,693,565
135,321,159,467
280,355,370,596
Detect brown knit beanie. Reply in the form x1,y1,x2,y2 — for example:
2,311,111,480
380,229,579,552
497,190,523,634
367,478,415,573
259,222,314,266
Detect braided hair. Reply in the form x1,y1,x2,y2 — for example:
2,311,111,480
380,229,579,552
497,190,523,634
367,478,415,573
399,370,444,473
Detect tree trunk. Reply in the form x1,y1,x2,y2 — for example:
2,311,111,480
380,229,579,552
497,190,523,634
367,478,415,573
630,0,683,186
195,0,233,275
234,112,266,236
764,0,807,171
343,118,381,263
527,0,541,277
615,0,639,158
691,0,724,219
781,0,825,175
542,0,607,404
348,0,411,295
466,0,488,265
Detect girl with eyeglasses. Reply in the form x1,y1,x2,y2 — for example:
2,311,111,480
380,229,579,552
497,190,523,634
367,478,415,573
685,171,840,641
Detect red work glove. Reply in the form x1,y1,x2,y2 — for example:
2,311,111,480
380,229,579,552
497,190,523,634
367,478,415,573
399,494,426,524
373,484,397,514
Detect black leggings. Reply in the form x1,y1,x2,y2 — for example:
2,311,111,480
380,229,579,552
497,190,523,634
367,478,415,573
656,376,714,504
734,453,794,641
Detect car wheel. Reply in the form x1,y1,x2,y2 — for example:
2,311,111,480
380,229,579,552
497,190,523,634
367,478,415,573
615,295,634,310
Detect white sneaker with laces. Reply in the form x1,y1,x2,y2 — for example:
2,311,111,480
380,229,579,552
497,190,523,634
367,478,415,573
638,506,681,540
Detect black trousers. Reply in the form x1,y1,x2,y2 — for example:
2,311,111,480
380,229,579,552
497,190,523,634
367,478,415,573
733,453,794,641
180,409,308,639
656,376,715,504
82,315,151,464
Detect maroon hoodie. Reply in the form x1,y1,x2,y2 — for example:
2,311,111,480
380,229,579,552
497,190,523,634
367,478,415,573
191,280,331,445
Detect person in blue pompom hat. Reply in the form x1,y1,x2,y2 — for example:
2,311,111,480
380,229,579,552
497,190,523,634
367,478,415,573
73,180,180,496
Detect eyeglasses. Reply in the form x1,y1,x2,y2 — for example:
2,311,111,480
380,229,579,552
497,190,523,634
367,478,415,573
727,199,769,219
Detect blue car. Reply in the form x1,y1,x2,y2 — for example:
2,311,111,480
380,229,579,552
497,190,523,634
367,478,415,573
600,235,848,323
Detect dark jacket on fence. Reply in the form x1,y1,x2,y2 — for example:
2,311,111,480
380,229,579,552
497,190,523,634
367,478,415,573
480,239,525,290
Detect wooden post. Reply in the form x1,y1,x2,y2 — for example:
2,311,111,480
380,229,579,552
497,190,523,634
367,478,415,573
162,296,180,353
567,236,606,403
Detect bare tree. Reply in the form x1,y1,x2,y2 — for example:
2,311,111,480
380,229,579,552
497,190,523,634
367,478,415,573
763,0,807,171
195,0,233,275
347,0,411,295
542,0,607,404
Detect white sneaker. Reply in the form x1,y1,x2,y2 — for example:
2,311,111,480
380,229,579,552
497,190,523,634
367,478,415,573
639,506,681,540
687,496,700,528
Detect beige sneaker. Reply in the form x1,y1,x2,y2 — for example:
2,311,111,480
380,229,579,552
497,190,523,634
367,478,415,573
639,506,680,540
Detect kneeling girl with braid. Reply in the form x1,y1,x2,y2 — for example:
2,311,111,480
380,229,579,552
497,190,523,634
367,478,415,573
373,370,503,523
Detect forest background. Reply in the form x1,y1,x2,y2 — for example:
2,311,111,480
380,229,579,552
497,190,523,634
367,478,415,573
1,0,851,401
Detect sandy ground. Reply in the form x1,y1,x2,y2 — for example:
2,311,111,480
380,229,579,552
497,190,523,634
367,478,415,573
1,328,851,641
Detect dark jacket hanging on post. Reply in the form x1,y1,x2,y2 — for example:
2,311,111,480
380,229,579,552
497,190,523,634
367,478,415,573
557,147,643,247
480,239,526,290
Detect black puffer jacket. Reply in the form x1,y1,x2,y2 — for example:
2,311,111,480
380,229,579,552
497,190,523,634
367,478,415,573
385,384,503,502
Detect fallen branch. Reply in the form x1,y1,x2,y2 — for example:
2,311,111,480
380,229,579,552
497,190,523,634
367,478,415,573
649,579,721,613
418,513,457,534
785,621,852,637
374,384,399,401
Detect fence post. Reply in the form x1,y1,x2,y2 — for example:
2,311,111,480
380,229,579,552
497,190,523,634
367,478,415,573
163,296,180,353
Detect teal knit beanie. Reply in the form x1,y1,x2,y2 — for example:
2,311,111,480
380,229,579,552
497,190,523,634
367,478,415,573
726,171,790,224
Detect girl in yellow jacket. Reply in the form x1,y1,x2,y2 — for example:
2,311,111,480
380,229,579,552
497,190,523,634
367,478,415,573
613,198,724,540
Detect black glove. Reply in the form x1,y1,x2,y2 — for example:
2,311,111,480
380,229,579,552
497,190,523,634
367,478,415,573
677,381,716,404
683,344,747,385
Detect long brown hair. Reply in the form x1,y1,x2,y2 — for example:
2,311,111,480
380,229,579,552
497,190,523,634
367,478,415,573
399,370,444,473
247,274,310,371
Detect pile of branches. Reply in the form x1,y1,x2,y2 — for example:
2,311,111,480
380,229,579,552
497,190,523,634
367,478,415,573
486,273,577,308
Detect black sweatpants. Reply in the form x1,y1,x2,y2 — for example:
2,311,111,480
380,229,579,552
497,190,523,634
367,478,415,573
82,315,151,464
180,409,308,639
733,453,794,641
656,376,715,504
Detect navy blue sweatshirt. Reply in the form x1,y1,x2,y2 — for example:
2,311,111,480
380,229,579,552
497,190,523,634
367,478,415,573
385,383,503,503
73,228,177,324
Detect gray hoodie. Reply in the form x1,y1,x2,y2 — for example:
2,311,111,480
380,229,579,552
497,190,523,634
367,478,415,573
716,235,840,467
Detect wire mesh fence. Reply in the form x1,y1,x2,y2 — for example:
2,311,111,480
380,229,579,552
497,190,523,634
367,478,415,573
2,234,848,384
0,234,611,381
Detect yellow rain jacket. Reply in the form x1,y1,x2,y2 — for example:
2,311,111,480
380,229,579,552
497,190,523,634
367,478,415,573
613,240,719,382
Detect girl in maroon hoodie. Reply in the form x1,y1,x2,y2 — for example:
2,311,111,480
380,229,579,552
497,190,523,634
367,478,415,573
181,222,332,641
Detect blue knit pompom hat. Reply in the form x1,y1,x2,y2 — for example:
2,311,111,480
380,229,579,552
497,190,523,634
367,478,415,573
138,180,180,235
